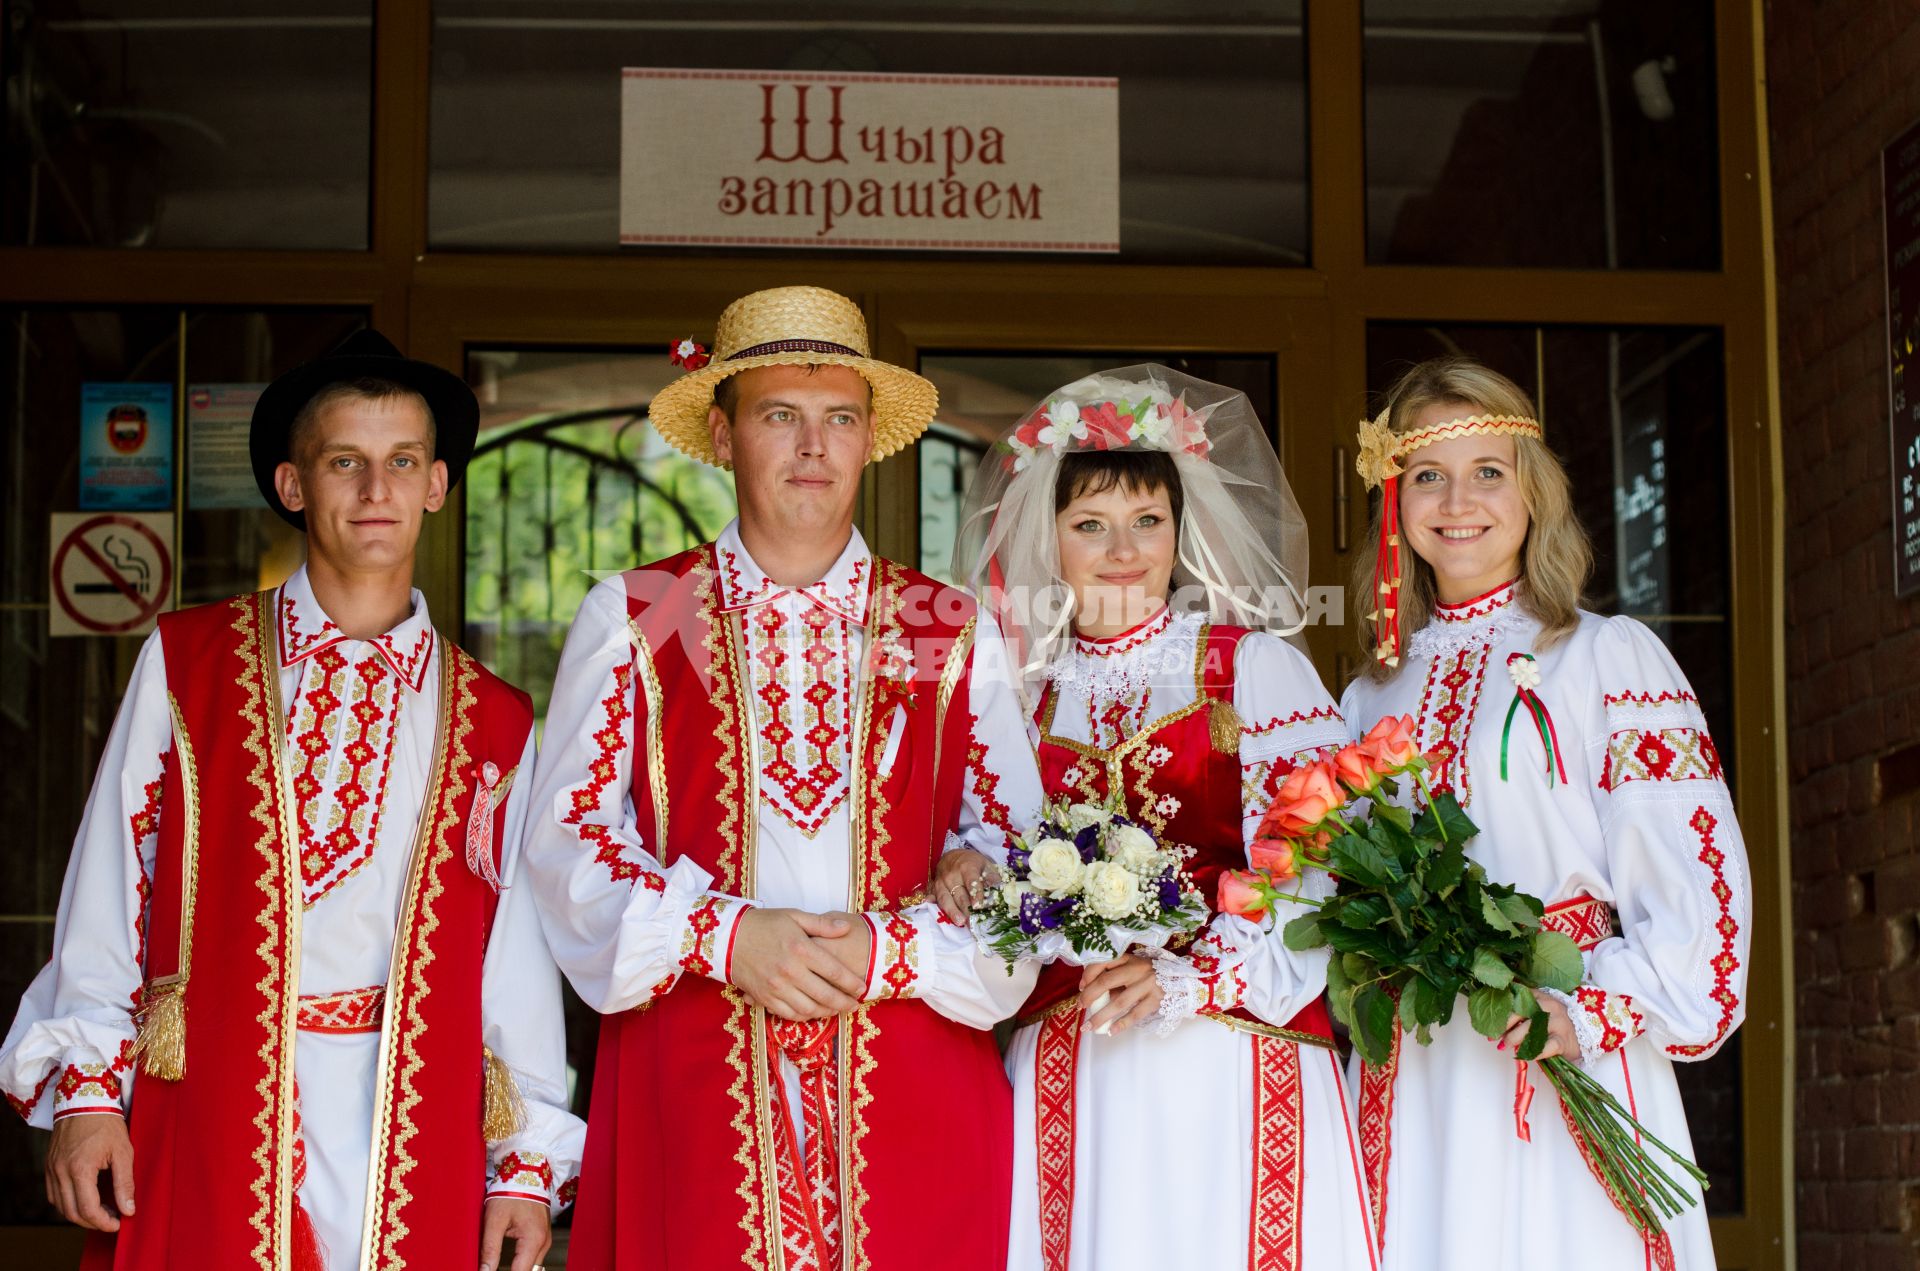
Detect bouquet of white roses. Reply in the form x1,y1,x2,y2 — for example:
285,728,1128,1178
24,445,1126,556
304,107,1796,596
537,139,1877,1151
971,796,1209,975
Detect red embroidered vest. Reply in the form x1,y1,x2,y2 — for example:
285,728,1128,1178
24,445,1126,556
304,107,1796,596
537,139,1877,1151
1023,624,1332,1043
85,591,529,1271
568,546,1013,1271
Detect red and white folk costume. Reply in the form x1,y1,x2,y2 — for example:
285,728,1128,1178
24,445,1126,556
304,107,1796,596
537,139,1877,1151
1341,580,1749,1271
0,567,584,1270
524,519,1045,1271
1005,608,1377,1271
952,366,1375,1271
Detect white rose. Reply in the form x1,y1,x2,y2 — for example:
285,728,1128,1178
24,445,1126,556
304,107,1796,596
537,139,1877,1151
999,880,1033,912
1065,803,1107,832
1026,839,1086,896
1107,823,1159,872
1084,861,1142,921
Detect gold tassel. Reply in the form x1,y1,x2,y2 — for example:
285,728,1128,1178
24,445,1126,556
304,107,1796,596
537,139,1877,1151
1208,698,1243,754
482,1045,526,1141
132,982,186,1081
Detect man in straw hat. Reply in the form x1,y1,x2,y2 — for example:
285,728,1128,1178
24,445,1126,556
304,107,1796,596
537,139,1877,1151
0,330,583,1271
523,285,1044,1269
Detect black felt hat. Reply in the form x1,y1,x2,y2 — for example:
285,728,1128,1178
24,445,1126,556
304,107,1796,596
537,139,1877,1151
250,328,479,529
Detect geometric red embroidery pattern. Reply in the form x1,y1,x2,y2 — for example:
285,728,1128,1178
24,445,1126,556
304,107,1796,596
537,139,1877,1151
286,648,402,907
1356,1021,1402,1254
1539,894,1618,950
1598,727,1723,791
491,1150,555,1198
1189,926,1249,1016
1571,986,1644,1054
1248,1035,1306,1271
130,758,166,1010
1414,643,1492,806
1071,607,1172,660
966,727,1015,835
1034,1008,1082,1271
1666,807,1741,1058
373,626,435,693
767,1018,842,1271
873,913,921,1000
1432,580,1518,625
1241,704,1344,738
742,598,851,838
278,591,340,662
678,895,725,979
53,1061,121,1117
566,660,664,892
295,985,386,1034
6,1070,54,1120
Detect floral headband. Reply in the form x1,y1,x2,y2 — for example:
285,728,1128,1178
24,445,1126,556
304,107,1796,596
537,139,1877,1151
1355,407,1543,667
1004,378,1214,472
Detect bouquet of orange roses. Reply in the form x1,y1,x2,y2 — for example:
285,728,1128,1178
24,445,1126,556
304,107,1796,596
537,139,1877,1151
1221,715,1707,1248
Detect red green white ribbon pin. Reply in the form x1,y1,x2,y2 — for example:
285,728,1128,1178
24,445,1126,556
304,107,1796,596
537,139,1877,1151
1501,652,1567,786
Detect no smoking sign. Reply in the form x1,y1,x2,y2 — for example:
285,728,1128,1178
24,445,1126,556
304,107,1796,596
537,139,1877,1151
49,512,175,637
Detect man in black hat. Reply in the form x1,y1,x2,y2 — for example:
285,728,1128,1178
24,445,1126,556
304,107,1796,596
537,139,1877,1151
0,331,582,1271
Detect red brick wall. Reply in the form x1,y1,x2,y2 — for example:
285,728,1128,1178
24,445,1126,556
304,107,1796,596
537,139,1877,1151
1768,1,1920,1263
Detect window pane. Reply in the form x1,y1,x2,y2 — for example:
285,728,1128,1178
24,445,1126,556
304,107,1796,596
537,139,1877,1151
1365,320,1742,1215
2,3,373,249
0,305,363,1225
430,2,1307,262
917,352,1277,579
462,347,737,722
1364,3,1718,268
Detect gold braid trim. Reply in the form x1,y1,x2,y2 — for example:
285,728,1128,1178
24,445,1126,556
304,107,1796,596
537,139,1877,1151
1011,995,1335,1050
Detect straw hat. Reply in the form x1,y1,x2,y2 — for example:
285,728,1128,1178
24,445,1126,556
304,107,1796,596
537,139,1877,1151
648,286,939,467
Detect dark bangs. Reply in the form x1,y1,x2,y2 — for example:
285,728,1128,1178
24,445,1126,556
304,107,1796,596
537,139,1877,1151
1054,449,1184,526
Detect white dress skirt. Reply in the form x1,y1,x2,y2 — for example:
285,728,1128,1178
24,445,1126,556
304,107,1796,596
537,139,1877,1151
1004,609,1378,1271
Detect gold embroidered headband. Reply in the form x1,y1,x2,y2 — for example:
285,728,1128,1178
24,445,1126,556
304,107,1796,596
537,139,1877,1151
1354,408,1544,667
1354,410,1543,489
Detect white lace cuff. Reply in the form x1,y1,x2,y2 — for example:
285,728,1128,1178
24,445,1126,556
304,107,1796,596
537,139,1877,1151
1540,986,1610,1066
1150,957,1201,1037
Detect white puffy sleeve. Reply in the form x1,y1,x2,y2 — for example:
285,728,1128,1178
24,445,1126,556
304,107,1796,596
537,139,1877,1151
861,614,1041,1028
1554,617,1751,1065
1158,633,1347,1031
521,578,754,1015
482,725,588,1213
0,632,171,1127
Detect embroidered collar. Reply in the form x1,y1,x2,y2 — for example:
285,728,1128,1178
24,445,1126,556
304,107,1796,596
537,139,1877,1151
715,518,872,627
1048,607,1198,701
1408,592,1535,663
1433,579,1521,624
1072,605,1174,657
276,565,436,693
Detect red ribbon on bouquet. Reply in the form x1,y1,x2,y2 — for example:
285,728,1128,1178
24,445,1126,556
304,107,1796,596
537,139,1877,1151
1514,1059,1536,1142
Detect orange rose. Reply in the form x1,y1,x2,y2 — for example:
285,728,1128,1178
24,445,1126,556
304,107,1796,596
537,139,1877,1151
1255,770,1321,840
1332,742,1385,795
1248,836,1297,882
1217,870,1268,918
1358,714,1421,772
1263,759,1348,837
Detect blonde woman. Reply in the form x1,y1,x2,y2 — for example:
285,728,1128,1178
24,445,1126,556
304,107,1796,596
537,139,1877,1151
1339,357,1750,1271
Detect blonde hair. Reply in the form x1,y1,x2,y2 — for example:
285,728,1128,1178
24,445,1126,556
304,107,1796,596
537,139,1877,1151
1353,356,1592,681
